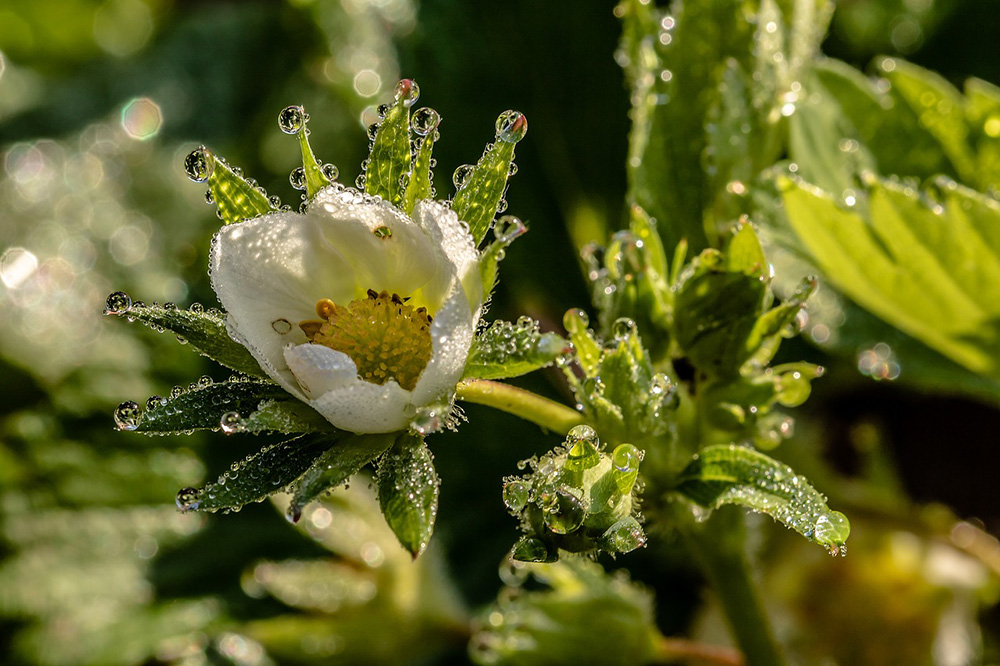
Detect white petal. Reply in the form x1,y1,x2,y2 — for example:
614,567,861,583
411,285,476,406
313,188,437,303
283,343,358,398
412,199,483,314
210,211,356,390
309,376,414,434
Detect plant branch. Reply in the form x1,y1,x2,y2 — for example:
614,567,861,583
655,636,745,665
456,379,584,434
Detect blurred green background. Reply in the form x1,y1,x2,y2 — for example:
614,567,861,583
2,0,1000,664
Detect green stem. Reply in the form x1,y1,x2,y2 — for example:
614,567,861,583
654,635,745,665
456,379,584,434
681,507,786,666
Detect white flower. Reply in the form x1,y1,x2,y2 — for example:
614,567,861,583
210,187,482,433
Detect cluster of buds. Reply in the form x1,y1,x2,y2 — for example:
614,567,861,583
502,425,646,562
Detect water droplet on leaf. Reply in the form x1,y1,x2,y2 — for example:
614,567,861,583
183,147,213,182
277,105,307,134
411,107,441,136
114,401,142,431
105,291,132,315
495,110,527,143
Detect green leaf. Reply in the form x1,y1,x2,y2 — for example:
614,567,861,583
781,175,1000,376
177,433,339,513
365,88,412,207
965,77,1000,192
621,0,754,254
676,444,850,555
376,433,439,558
451,111,525,245
241,398,336,434
725,221,767,277
464,319,569,381
134,380,293,434
198,148,274,225
104,300,268,378
286,433,395,522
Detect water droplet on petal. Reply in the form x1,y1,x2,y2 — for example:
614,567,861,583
277,105,307,134
271,318,292,334
373,225,392,239
114,401,142,431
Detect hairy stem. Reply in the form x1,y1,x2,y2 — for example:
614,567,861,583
655,636,745,665
456,379,584,434
681,507,786,666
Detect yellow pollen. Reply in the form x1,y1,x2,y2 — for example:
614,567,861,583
299,289,433,391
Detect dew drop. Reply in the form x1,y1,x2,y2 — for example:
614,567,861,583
114,401,142,431
502,479,529,513
271,318,292,334
220,411,243,435
508,162,518,176
204,189,214,205
494,215,527,244
176,487,200,512
495,110,528,143
376,103,391,118
562,307,590,333
453,164,475,189
104,290,132,315
367,122,380,140
543,488,585,535
411,107,441,136
612,443,642,473
277,105,307,134
145,395,165,410
183,147,213,182
321,163,339,181
289,167,306,191
394,79,420,108
373,225,392,239
612,317,637,340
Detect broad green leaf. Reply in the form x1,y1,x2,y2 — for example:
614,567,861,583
464,319,569,381
880,58,975,184
134,380,291,434
188,147,274,225
676,444,850,555
104,299,268,378
376,433,439,558
176,433,338,513
241,398,335,434
365,86,412,207
451,111,525,245
402,112,440,215
782,175,1000,376
621,0,754,254
286,433,395,522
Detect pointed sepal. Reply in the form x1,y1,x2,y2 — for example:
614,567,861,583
376,433,440,558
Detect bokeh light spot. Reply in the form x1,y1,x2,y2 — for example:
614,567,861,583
121,97,162,140
0,247,39,289
353,69,381,97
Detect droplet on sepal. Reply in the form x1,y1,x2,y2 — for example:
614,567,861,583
502,478,529,513
145,395,165,410
612,317,637,340
183,146,213,182
562,307,590,333
394,79,420,108
114,401,142,431
289,167,306,191
411,107,441,136
544,488,586,535
277,105,307,134
495,110,527,143
176,487,200,512
453,164,475,189
220,411,243,435
104,290,132,315
321,163,339,181
494,215,527,244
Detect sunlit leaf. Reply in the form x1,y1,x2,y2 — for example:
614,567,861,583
676,444,850,555
134,380,291,434
365,86,412,207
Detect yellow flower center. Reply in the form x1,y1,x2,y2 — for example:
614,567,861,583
299,289,433,391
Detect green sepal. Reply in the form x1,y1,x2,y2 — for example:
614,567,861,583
241,398,337,434
203,150,274,224
365,93,412,207
673,269,768,378
286,433,396,523
376,433,439,558
175,433,338,514
464,319,569,381
296,124,334,199
675,444,850,555
725,221,767,277
134,381,311,434
451,125,522,245
744,276,816,367
104,300,267,379
511,536,558,563
478,216,528,303
402,130,437,215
